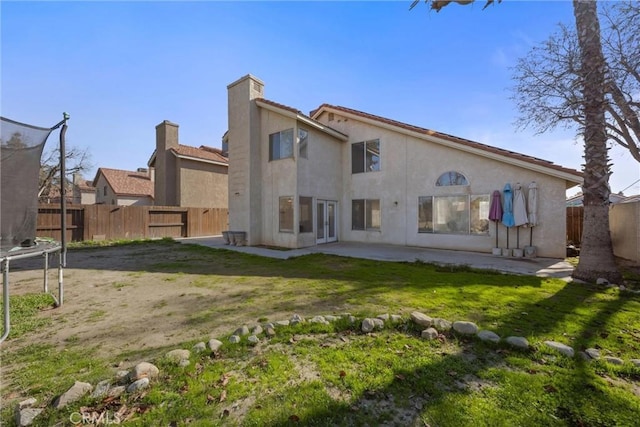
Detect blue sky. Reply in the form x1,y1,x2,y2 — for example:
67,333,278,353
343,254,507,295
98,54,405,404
2,0,638,196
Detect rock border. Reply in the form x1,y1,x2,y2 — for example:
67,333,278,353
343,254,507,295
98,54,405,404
14,310,640,426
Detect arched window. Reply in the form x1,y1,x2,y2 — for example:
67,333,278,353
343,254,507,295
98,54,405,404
436,171,468,186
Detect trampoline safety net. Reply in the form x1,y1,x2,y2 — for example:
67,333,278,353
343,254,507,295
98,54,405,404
1,117,53,252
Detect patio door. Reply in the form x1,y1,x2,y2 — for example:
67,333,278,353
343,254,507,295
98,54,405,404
316,200,337,244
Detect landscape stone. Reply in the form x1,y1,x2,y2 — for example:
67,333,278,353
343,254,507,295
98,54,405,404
505,336,529,349
91,380,111,398
127,378,150,393
208,339,223,351
291,314,305,324
603,356,624,365
235,325,250,336
310,315,328,324
17,398,37,409
116,370,130,383
361,318,376,333
251,325,263,335
630,359,640,367
165,349,191,364
192,342,207,353
275,320,290,327
477,330,500,343
265,327,276,337
579,351,591,361
377,313,390,321
544,341,575,358
178,359,190,367
596,278,610,285
410,312,433,327
107,386,126,398
15,406,43,427
229,335,241,343
585,348,601,359
325,315,340,322
390,314,403,323
421,328,438,340
130,362,159,381
348,316,356,324
432,318,452,331
263,322,275,329
247,335,259,344
53,381,92,409
372,318,385,329
453,321,479,335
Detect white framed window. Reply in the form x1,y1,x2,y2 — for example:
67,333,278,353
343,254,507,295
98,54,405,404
269,129,294,161
352,199,380,230
436,171,469,186
298,128,308,159
352,139,380,173
418,195,490,235
279,196,294,232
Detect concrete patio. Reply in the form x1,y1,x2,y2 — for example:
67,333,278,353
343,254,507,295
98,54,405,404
178,236,575,280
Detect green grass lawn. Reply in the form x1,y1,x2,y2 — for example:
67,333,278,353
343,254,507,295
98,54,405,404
1,241,639,426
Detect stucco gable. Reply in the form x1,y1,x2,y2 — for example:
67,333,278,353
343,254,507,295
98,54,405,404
311,104,582,185
256,98,348,141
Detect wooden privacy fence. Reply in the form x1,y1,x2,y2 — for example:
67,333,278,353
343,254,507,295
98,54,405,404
37,204,228,242
566,206,584,246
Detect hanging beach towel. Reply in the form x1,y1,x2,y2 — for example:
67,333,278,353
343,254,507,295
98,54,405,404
513,182,528,249
488,190,503,248
502,183,515,249
527,181,538,246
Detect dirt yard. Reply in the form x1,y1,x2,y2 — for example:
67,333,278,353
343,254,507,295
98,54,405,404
5,242,333,362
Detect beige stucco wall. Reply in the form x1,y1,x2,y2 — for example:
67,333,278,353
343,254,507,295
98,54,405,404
315,111,571,258
228,75,264,244
94,175,116,205
296,126,344,248
176,158,228,208
610,201,640,262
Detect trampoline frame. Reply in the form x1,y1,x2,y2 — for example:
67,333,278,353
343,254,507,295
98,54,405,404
0,113,69,344
1,243,64,343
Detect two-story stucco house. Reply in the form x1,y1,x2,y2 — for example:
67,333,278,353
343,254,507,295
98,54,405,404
227,74,582,258
148,120,228,209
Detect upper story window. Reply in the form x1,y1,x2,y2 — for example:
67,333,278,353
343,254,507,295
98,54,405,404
352,139,380,174
298,128,308,159
436,171,468,186
103,185,107,196
269,129,294,161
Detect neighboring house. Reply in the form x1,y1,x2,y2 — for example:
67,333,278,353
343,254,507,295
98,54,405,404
148,120,228,208
226,75,583,258
72,173,96,204
92,167,154,206
566,191,628,207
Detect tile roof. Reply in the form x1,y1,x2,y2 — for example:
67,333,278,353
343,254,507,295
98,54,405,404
170,144,228,164
97,168,154,197
311,104,583,179
256,98,348,139
76,179,94,192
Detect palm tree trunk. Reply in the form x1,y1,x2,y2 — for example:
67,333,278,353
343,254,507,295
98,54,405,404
572,0,622,284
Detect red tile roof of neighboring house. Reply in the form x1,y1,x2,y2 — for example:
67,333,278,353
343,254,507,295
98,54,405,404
96,168,154,198
170,144,228,164
76,179,94,192
311,104,583,178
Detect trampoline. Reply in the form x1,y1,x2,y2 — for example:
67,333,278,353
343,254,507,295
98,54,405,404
1,114,69,344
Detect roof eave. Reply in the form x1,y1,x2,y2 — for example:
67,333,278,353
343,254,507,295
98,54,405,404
171,151,229,167
314,105,582,186
256,99,349,141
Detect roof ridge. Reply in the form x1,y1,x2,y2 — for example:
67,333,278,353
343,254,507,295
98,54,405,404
313,104,581,177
